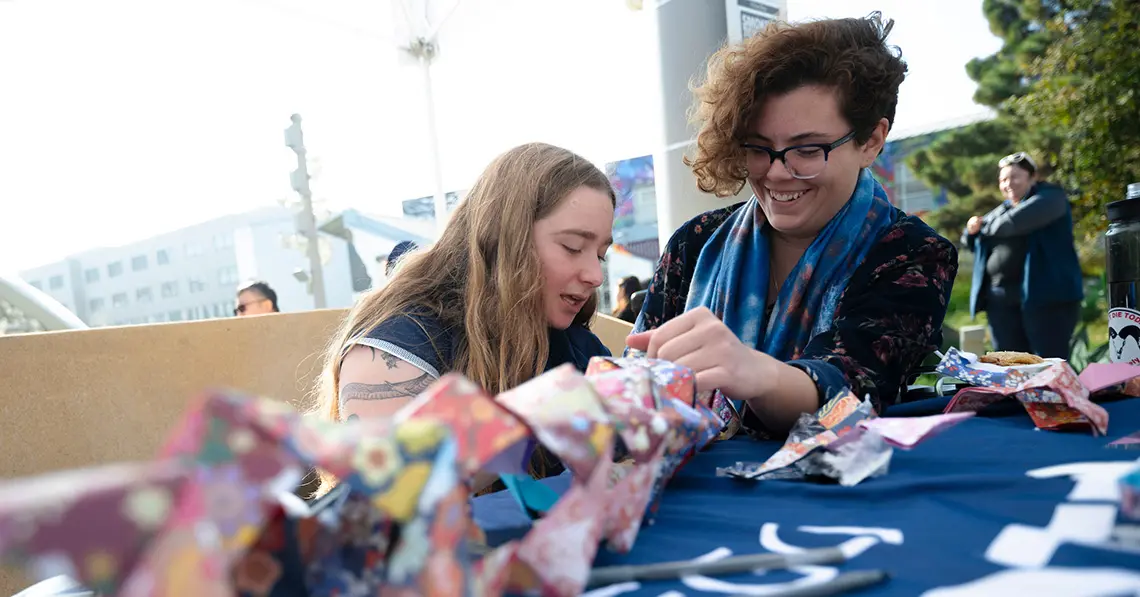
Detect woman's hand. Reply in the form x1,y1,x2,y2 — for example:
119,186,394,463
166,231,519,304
625,307,778,400
966,215,982,235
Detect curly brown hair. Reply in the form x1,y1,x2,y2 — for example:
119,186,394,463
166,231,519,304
685,12,908,197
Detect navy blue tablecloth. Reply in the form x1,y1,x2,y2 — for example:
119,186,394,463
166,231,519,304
472,396,1140,595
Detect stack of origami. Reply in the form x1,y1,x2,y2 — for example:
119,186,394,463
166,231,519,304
0,357,722,596
932,348,1140,435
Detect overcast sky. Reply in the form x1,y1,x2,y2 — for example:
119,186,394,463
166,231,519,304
0,0,1001,271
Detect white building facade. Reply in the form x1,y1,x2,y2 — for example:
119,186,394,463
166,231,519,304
20,207,359,327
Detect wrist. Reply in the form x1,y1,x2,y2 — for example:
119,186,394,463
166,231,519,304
744,349,778,401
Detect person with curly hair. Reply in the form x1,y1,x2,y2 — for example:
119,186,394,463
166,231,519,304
627,13,958,436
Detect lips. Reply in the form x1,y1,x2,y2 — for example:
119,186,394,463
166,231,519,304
561,294,588,310
767,188,810,203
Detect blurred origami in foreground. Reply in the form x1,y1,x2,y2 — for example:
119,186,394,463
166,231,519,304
0,356,722,597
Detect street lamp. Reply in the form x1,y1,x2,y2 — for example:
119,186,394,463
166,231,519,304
395,0,465,237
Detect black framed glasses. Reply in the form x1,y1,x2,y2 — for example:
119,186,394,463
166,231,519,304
740,131,856,180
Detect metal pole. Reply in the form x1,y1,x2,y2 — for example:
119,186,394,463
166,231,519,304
412,39,450,236
286,114,328,309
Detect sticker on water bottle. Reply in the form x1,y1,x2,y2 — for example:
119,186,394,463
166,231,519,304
1109,308,1140,364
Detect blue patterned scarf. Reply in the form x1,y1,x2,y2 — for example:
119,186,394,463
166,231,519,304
686,169,898,364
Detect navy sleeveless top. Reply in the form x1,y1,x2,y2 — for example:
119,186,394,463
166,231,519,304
351,311,611,382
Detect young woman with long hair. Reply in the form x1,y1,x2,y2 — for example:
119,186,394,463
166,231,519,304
313,142,616,494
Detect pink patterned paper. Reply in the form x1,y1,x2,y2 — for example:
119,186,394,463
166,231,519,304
1080,362,1140,394
856,412,975,449
513,456,613,596
496,364,614,480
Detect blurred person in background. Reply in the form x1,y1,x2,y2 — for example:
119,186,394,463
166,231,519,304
383,240,418,278
234,280,279,316
611,275,643,323
961,152,1083,358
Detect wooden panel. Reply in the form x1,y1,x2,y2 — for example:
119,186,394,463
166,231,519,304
0,309,347,479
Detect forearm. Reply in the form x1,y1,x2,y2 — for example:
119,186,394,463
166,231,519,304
743,360,819,433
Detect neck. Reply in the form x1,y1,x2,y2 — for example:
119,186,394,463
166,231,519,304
769,229,814,259
768,231,813,291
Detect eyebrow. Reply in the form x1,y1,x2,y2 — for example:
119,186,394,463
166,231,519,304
746,131,834,144
557,228,614,245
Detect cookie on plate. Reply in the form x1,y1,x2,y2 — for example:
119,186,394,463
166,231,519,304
979,351,1045,366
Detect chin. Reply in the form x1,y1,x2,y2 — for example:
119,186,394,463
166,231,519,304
546,312,573,330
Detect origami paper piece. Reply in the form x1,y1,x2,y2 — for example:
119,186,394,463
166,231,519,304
1079,362,1140,395
1120,466,1140,520
717,391,872,481
718,397,973,484
936,348,1110,435
1108,430,1140,449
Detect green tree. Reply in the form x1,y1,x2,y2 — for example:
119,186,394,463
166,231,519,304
1013,0,1140,243
906,0,1060,241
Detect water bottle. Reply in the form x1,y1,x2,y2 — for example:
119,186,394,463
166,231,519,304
1106,182,1140,364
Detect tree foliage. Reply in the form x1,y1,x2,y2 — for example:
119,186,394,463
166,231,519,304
1013,0,1140,242
908,0,1139,250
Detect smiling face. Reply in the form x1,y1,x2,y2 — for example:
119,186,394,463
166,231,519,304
744,84,888,241
999,164,1035,204
532,185,614,329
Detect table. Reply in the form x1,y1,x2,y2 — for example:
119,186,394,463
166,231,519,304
472,396,1140,595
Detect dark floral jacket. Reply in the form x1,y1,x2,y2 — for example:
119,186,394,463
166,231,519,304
632,203,958,425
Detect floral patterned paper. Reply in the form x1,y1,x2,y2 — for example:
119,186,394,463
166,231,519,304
937,349,1110,435
0,355,723,597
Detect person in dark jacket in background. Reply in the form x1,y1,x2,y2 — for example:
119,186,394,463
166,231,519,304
611,276,643,323
962,152,1084,358
383,240,418,277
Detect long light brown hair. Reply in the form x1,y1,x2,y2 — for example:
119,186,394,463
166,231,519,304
313,141,615,428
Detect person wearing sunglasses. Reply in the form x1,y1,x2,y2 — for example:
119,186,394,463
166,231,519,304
961,153,1083,358
234,280,279,316
626,14,958,437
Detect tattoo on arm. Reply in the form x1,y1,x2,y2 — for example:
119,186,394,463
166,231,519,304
340,374,434,403
367,347,403,370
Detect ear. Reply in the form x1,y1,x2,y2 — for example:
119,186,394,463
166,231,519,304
859,118,890,168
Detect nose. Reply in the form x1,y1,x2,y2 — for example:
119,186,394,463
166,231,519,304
581,256,604,289
765,158,796,182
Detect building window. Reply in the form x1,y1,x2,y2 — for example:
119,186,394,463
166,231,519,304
112,292,128,308
168,310,183,322
161,281,178,298
188,277,207,294
49,275,64,290
217,266,239,286
157,249,171,265
108,262,123,277
214,233,234,251
131,255,148,271
28,280,42,290
185,243,204,257
84,268,100,283
136,287,153,303
88,297,105,312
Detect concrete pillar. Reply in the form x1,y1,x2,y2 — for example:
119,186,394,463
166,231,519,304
651,0,787,246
